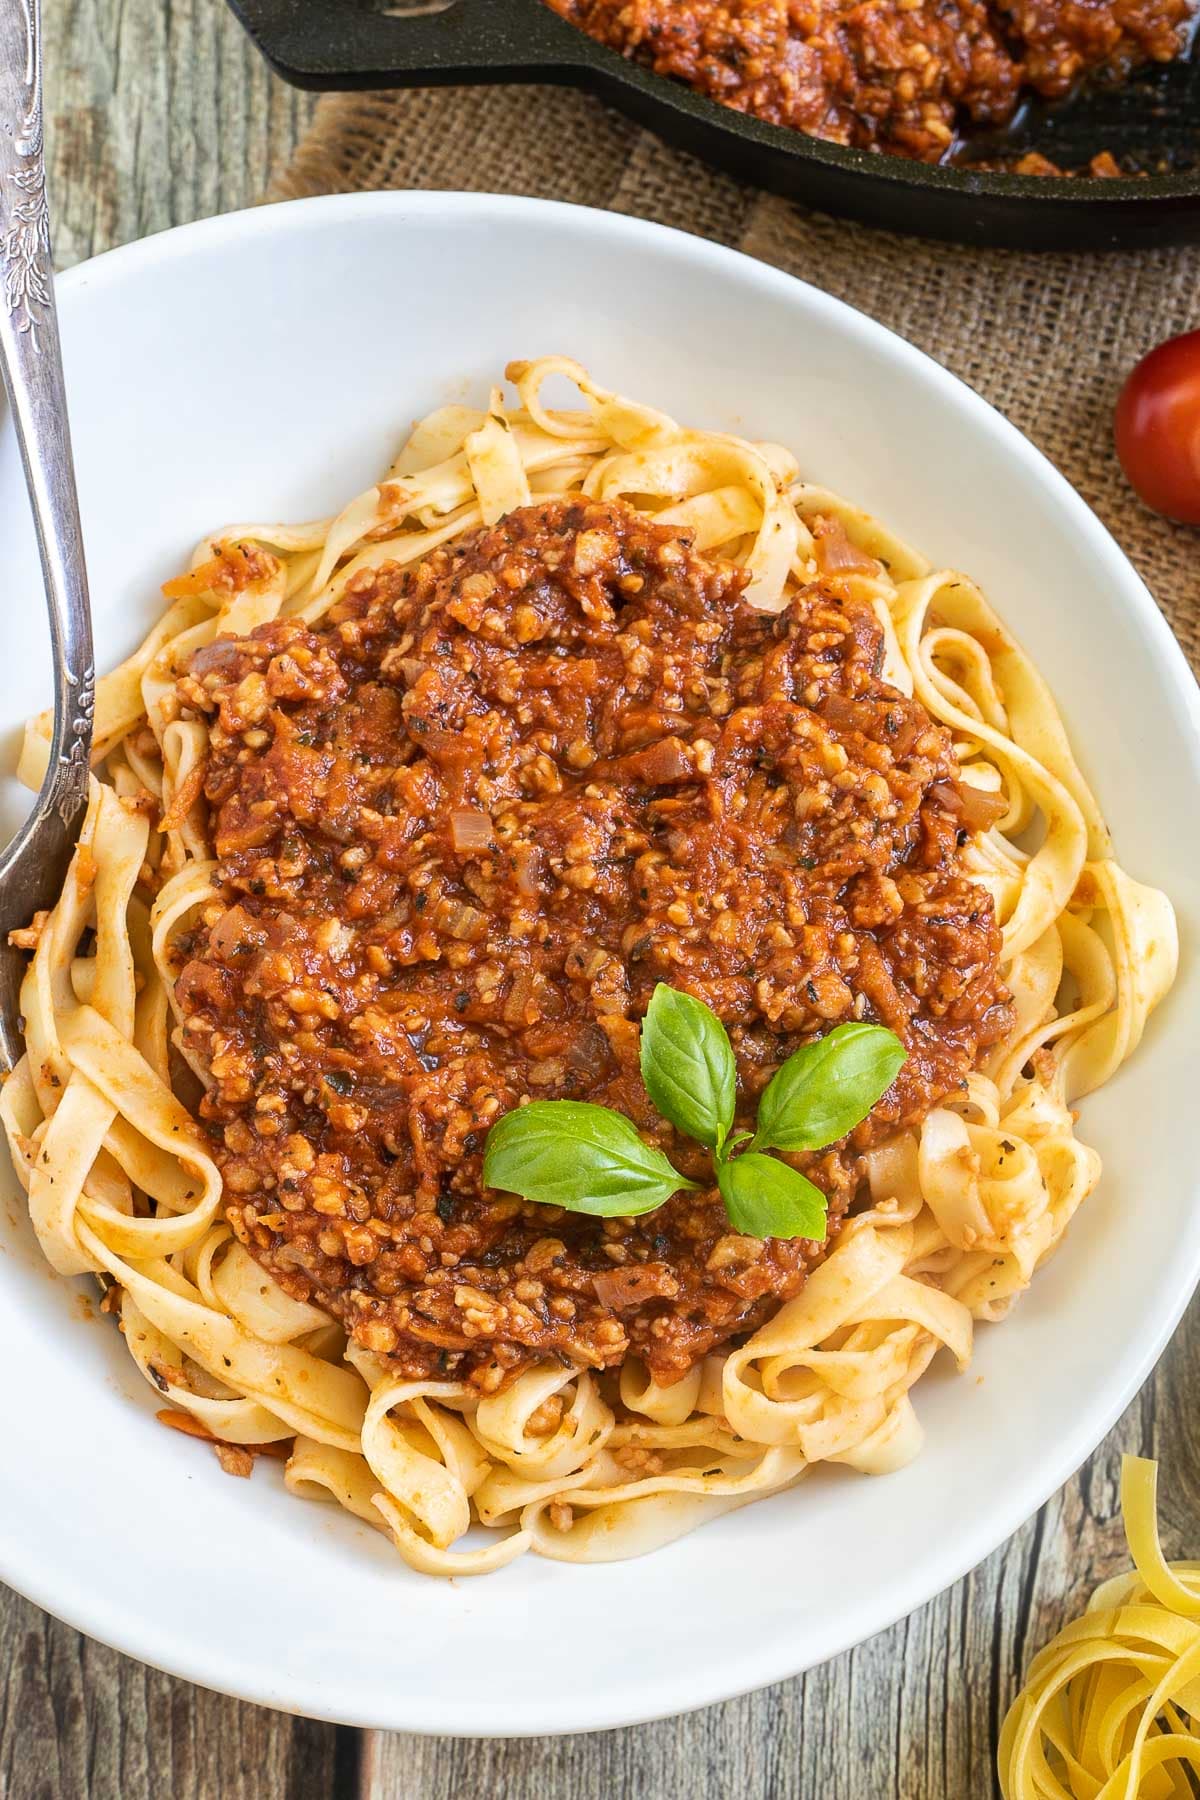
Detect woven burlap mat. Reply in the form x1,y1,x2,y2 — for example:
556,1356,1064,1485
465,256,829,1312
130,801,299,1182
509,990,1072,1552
269,85,1199,672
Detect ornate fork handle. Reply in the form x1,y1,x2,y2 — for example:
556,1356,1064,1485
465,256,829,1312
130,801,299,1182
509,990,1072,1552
0,0,94,872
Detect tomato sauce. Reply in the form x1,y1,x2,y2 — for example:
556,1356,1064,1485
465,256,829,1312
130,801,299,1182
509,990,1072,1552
546,0,1193,164
175,500,1011,1389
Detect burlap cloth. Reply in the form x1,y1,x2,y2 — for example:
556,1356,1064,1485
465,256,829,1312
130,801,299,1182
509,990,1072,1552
268,84,1199,671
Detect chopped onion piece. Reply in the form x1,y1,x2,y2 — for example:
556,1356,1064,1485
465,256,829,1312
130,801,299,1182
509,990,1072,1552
593,1266,679,1311
450,810,494,853
929,778,1008,832
813,515,880,576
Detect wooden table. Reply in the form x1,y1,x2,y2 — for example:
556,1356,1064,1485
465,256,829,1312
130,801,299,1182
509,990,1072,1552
3,3,1198,1795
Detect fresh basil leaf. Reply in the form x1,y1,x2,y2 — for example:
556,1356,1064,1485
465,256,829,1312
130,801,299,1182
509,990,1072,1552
639,983,736,1152
752,1023,906,1154
483,1100,695,1217
717,1152,828,1242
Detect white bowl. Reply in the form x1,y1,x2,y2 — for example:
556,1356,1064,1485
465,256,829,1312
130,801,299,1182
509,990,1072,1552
1,193,1197,1736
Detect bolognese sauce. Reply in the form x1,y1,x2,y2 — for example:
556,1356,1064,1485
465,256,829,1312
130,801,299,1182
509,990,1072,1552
545,0,1194,165
174,498,1012,1392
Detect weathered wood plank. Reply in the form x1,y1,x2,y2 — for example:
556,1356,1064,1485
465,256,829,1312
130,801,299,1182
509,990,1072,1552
42,0,313,270
362,1305,1199,1799
0,1583,338,1800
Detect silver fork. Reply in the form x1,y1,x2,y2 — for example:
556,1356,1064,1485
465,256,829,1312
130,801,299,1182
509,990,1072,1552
0,0,95,1072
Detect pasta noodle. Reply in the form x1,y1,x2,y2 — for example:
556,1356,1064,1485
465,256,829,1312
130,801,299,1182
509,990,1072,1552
0,358,1177,1576
1000,1457,1200,1799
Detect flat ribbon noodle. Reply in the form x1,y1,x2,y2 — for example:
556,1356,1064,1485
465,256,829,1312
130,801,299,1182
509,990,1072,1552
1000,1458,1200,1799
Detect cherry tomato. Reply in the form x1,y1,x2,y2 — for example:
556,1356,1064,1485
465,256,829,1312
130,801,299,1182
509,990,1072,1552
1114,328,1200,526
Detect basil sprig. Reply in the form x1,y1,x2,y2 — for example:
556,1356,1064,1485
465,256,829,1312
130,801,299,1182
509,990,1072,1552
717,1152,828,1242
483,1101,698,1218
482,984,905,1243
638,982,736,1153
751,1021,908,1155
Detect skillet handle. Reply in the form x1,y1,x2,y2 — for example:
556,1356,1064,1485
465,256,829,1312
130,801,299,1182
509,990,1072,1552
226,0,588,91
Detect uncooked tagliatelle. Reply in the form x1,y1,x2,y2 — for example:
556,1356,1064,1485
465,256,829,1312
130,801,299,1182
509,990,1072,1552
0,356,1177,1577
1001,1458,1200,1798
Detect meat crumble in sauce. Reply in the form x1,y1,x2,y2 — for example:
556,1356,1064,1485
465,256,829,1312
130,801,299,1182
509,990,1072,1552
174,498,1013,1393
545,0,1195,165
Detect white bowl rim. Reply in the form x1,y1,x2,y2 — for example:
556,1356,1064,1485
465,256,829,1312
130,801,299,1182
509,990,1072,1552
1,188,1198,1735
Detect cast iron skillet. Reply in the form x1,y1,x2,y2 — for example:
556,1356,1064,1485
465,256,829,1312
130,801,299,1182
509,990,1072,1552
227,0,1200,250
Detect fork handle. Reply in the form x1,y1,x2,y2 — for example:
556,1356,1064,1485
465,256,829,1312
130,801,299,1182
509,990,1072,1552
0,0,94,878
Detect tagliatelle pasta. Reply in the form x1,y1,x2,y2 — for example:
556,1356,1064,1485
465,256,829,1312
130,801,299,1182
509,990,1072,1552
0,357,1176,1576
1000,1458,1200,1799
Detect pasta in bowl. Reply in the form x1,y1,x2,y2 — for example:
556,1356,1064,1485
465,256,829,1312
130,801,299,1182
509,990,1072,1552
2,353,1176,1579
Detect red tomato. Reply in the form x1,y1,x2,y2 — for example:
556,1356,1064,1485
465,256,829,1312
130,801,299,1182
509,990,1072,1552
1114,329,1200,526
